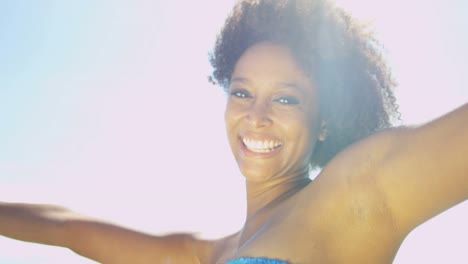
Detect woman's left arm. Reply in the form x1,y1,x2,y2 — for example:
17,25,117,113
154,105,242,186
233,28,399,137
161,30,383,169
377,103,468,234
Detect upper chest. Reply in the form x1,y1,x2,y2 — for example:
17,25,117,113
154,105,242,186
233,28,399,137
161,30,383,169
213,179,401,264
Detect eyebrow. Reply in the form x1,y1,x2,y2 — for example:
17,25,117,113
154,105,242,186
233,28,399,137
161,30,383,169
277,82,302,91
231,77,302,91
230,77,249,84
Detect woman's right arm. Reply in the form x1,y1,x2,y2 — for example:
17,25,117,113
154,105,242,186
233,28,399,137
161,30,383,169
0,202,71,246
0,202,216,263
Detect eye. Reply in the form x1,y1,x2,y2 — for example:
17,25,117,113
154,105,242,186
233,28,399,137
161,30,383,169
229,89,251,99
275,96,300,105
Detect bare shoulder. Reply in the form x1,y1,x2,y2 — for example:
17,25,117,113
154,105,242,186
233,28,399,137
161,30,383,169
203,231,241,264
293,130,406,262
298,128,404,234
312,103,468,236
311,126,402,193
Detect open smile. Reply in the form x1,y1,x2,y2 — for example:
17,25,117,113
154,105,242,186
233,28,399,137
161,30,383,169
239,136,283,154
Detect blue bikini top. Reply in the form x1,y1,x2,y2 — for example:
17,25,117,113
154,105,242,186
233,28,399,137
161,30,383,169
226,257,289,264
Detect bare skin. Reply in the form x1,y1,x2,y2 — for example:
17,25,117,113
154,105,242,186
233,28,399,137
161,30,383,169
1,43,467,263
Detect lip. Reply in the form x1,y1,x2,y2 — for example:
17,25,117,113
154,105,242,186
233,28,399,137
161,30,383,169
238,135,283,159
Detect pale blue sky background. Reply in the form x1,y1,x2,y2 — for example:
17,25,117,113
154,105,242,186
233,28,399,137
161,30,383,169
0,0,467,263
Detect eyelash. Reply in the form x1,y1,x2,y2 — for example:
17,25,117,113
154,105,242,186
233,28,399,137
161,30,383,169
229,89,251,98
274,96,300,105
229,89,300,105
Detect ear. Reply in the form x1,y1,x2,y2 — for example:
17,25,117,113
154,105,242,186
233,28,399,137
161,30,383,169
318,120,328,141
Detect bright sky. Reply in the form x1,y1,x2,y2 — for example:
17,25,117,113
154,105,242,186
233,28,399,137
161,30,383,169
0,1,467,263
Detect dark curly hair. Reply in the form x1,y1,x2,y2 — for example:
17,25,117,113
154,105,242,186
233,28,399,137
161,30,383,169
209,0,399,169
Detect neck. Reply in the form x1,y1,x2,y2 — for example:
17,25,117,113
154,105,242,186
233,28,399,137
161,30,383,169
245,171,311,220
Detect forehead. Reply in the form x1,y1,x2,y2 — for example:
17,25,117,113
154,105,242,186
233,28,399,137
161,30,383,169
231,42,315,93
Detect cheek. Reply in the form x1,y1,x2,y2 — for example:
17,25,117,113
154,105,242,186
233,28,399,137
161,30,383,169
289,113,319,149
224,100,245,126
286,119,317,158
224,104,234,131
292,123,313,147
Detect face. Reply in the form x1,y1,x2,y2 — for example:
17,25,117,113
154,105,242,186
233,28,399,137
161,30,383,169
225,42,321,182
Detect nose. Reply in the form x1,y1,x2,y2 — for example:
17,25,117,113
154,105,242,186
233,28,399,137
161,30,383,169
247,99,272,128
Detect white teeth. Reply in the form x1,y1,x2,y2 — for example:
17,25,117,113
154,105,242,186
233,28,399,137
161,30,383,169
241,137,282,153
254,141,262,149
268,141,274,149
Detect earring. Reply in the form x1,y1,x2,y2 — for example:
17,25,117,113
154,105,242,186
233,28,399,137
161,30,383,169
318,121,328,141
318,130,327,141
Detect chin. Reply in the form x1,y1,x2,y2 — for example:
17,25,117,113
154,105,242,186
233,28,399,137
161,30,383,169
239,167,276,182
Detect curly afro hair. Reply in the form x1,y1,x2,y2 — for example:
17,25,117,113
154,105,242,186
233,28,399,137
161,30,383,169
210,0,399,169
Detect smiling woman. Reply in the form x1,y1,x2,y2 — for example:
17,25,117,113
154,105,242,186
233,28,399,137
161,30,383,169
225,43,319,183
211,0,399,169
0,0,467,263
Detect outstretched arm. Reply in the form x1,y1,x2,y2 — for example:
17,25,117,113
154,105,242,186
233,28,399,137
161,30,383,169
0,202,215,263
0,202,71,246
378,103,468,234
320,102,468,239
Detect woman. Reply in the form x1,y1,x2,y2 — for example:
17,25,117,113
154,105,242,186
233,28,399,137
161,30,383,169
1,0,467,263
